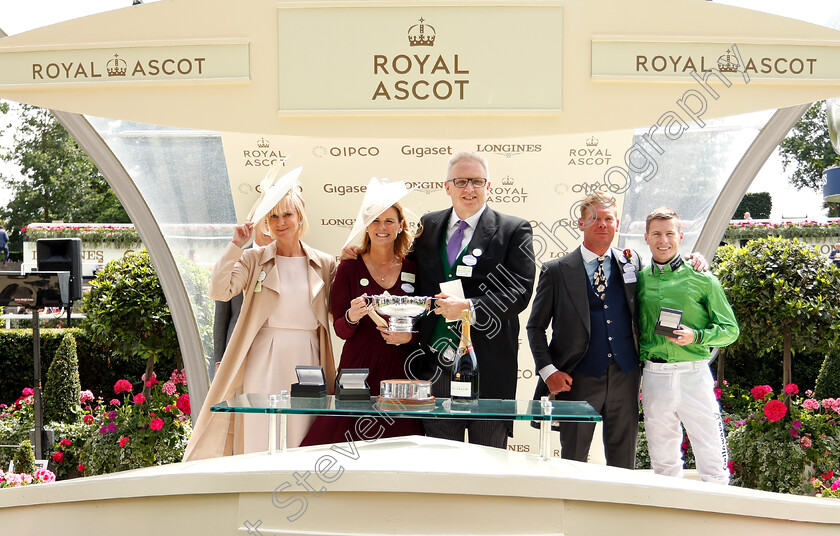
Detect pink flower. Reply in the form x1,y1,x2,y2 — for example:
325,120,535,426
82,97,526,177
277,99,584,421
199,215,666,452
832,480,840,492
119,437,130,448
114,379,133,394
714,388,722,400
789,429,799,437
162,381,177,396
51,452,64,463
83,415,94,425
784,383,799,395
149,417,164,431
170,369,187,385
750,385,773,401
763,399,787,422
21,388,34,396
822,398,837,409
33,468,55,482
133,393,146,405
800,436,813,449
79,390,94,405
59,438,71,447
176,393,190,415
804,399,821,410
110,399,121,406
142,372,159,387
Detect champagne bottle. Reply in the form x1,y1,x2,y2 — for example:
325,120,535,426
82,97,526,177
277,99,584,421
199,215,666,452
451,310,479,402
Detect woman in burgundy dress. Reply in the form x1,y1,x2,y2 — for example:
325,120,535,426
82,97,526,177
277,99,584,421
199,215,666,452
301,200,423,445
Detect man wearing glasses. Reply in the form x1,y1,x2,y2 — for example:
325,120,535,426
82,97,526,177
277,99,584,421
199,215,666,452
411,151,535,448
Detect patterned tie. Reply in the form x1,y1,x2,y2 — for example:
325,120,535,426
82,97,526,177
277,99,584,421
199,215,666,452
593,256,608,300
446,220,469,267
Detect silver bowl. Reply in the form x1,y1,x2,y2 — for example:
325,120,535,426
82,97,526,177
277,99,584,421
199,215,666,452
366,295,435,332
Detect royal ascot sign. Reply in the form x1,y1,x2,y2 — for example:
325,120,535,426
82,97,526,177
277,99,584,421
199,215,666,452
0,41,249,88
592,40,840,82
275,5,563,113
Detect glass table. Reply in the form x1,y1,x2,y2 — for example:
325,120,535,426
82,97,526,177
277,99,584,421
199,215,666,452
211,394,601,460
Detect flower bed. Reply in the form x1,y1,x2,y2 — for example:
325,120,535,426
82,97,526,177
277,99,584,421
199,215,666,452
724,220,840,241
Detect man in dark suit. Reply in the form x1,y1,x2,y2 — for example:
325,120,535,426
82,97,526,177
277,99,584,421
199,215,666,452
410,151,535,449
527,193,642,468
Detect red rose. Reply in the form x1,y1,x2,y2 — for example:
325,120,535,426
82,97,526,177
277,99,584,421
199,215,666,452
764,399,787,422
623,249,632,261
51,451,64,463
77,464,85,472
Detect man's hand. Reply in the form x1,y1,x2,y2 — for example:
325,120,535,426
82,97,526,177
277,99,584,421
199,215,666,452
433,293,470,321
686,252,708,272
340,245,360,261
546,371,573,394
666,324,696,346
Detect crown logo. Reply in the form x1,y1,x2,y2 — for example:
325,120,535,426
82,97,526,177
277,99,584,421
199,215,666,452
501,175,514,186
586,136,599,147
717,49,739,73
408,18,436,47
257,138,269,148
106,53,127,77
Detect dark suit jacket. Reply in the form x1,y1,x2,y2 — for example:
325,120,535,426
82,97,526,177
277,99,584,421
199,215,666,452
412,206,535,400
527,246,641,400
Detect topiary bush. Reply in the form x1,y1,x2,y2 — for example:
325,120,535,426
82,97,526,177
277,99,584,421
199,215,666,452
12,438,36,475
82,249,180,396
815,353,840,399
43,332,81,424
715,238,840,399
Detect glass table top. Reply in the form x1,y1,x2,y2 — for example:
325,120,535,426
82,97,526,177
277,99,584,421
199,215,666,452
211,394,601,422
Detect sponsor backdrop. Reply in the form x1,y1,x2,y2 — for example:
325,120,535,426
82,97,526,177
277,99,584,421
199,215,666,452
221,130,633,458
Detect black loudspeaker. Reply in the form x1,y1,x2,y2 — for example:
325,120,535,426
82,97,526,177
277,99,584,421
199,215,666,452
36,238,82,302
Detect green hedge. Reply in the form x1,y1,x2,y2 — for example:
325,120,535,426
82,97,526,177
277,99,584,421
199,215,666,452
0,329,177,404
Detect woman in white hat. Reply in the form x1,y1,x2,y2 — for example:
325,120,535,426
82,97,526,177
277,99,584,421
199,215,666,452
301,179,423,445
185,168,336,459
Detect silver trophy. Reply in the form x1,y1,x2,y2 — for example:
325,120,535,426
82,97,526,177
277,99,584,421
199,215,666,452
366,295,435,333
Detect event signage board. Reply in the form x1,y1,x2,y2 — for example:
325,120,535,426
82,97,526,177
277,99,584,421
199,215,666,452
276,5,563,113
592,39,840,82
0,41,250,88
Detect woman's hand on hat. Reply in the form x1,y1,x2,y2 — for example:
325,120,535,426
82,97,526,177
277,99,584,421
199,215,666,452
232,222,254,248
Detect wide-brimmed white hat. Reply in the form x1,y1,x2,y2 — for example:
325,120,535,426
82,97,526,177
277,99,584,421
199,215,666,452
342,177,415,249
247,165,303,224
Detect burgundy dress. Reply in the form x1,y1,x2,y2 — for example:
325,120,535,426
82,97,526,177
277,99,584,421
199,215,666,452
300,257,424,446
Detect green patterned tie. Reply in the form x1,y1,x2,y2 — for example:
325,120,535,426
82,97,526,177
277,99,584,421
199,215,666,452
593,256,607,300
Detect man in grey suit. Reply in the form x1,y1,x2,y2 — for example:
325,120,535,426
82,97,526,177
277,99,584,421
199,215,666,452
527,193,642,468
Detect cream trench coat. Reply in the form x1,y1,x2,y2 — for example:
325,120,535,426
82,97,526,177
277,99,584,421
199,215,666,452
184,240,336,460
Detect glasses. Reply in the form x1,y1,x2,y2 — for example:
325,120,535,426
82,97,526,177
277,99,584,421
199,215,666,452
448,177,487,188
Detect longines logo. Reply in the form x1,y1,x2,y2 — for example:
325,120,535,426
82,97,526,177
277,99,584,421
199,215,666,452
568,137,613,166
487,176,528,204
403,180,445,195
313,145,380,158
400,144,453,158
243,139,287,168
32,52,207,80
635,47,816,75
371,18,470,102
319,218,356,229
474,144,542,158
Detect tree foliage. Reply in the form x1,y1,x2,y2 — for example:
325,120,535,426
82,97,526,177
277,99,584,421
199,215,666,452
733,192,772,219
779,101,840,193
715,238,840,395
81,249,180,395
43,332,81,424
0,104,129,231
